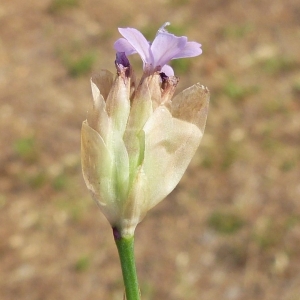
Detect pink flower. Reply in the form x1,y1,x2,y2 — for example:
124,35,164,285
114,22,202,76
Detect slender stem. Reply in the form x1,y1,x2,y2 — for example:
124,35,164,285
113,228,141,300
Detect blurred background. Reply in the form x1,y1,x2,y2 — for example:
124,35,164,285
1,0,300,299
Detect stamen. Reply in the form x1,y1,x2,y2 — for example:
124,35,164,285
158,22,171,34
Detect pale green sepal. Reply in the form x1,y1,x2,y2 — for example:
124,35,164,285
124,79,152,181
119,166,149,237
81,121,120,225
109,130,130,205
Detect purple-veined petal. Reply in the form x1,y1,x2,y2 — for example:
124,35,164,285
151,32,187,68
118,28,152,64
172,41,202,59
114,38,137,56
161,65,174,76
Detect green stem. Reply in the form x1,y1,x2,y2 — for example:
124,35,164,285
113,228,141,300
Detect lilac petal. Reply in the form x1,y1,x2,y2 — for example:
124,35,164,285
118,28,152,64
115,52,130,68
161,65,174,76
114,38,137,56
172,41,202,59
151,32,187,68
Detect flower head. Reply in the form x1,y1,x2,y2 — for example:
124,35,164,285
114,22,202,76
81,25,209,237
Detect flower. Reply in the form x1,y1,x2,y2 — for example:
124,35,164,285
114,22,202,76
81,26,209,238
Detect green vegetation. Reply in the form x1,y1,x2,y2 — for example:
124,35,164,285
221,142,240,170
74,255,91,272
200,152,213,169
13,136,38,163
167,24,187,36
55,196,90,222
285,215,300,229
171,59,191,75
208,210,244,234
140,281,155,300
99,29,114,43
28,170,48,189
56,40,97,77
292,80,300,96
221,23,254,38
252,218,281,250
223,79,259,102
0,194,7,208
168,0,190,7
48,0,79,13
280,159,296,172
63,52,96,77
52,172,69,191
263,97,288,114
261,56,298,75
260,124,282,153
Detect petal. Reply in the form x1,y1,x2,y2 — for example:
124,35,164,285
114,38,137,56
161,64,174,76
115,51,130,68
118,28,152,64
172,41,202,59
151,32,187,67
